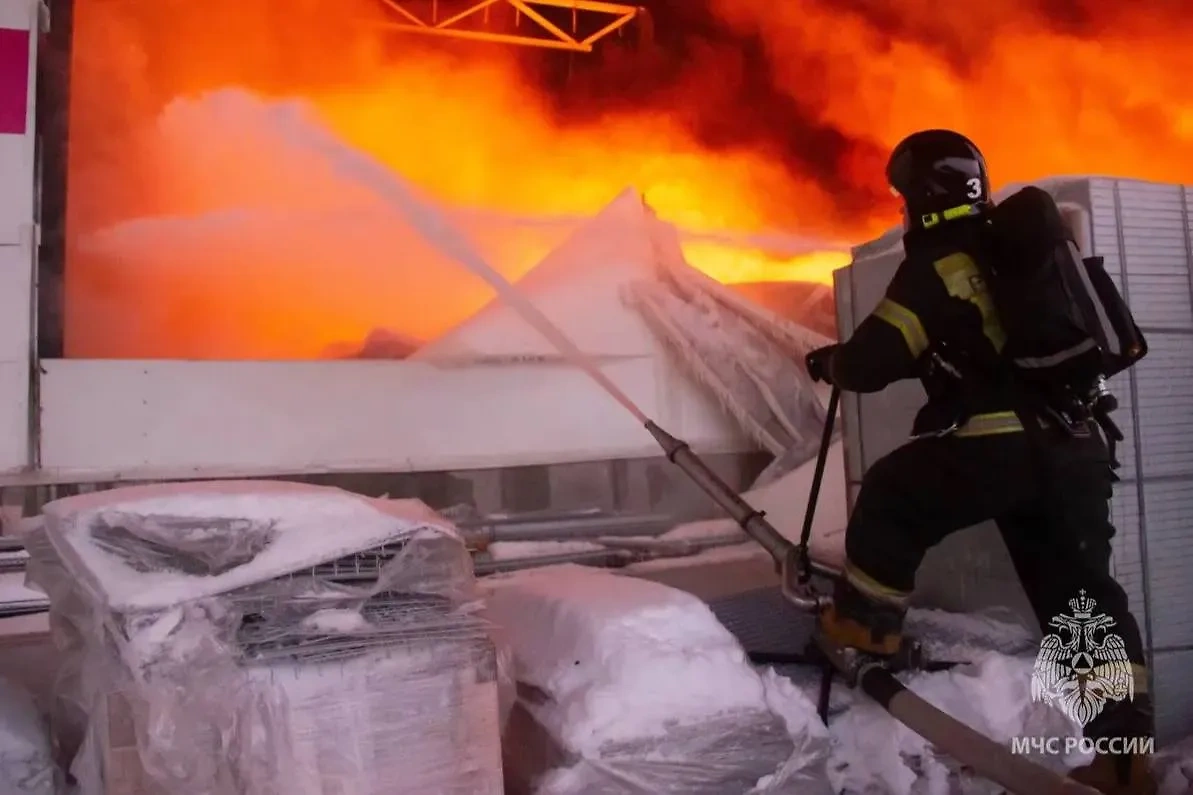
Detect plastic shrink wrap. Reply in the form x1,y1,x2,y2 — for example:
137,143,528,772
508,702,832,795
486,565,833,795
24,480,506,795
0,675,57,794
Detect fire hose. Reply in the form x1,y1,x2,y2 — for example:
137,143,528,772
292,122,1099,794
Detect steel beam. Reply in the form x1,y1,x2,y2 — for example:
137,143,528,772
376,0,640,52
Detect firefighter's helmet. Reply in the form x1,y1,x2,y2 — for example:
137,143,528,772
887,129,991,229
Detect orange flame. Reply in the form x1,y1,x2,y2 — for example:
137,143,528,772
64,0,1192,359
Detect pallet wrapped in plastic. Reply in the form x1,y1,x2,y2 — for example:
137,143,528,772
486,565,833,794
24,481,507,795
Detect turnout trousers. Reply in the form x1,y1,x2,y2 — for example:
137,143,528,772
843,426,1153,743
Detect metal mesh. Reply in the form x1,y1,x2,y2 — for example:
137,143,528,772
299,543,405,583
233,591,490,664
224,537,491,666
706,587,815,655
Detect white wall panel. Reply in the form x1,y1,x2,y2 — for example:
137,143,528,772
0,230,33,363
36,356,753,483
0,2,37,246
0,3,36,473
0,361,28,472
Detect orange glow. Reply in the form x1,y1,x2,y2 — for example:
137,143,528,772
707,0,1193,186
64,0,1193,359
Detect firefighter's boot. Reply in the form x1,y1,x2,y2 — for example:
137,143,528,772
1070,695,1157,795
817,574,907,658
1067,752,1157,795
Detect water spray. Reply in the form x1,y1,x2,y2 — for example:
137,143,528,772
280,107,1099,793
272,104,828,608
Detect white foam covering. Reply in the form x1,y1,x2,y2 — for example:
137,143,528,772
26,480,505,794
811,609,1083,793
487,540,607,561
41,480,444,611
484,564,834,793
480,565,1193,793
623,211,832,466
768,606,1193,793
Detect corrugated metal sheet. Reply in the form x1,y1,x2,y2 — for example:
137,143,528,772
1088,179,1193,741
1114,182,1192,330
1153,650,1193,742
1142,480,1193,650
1134,336,1193,478
836,176,1193,745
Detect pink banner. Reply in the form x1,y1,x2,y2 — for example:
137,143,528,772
0,27,30,135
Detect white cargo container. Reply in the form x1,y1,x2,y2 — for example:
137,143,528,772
834,176,1193,743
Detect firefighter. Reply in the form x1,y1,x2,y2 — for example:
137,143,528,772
804,129,1157,795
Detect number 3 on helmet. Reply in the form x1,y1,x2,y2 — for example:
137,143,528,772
887,129,992,229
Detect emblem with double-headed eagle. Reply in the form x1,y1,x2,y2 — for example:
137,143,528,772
1030,590,1135,727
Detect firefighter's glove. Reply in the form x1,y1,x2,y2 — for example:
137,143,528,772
805,344,839,384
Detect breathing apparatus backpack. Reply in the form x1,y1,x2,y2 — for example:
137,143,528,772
976,185,1147,453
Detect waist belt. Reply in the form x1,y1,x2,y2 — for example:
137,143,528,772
913,410,1025,440
954,411,1025,437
